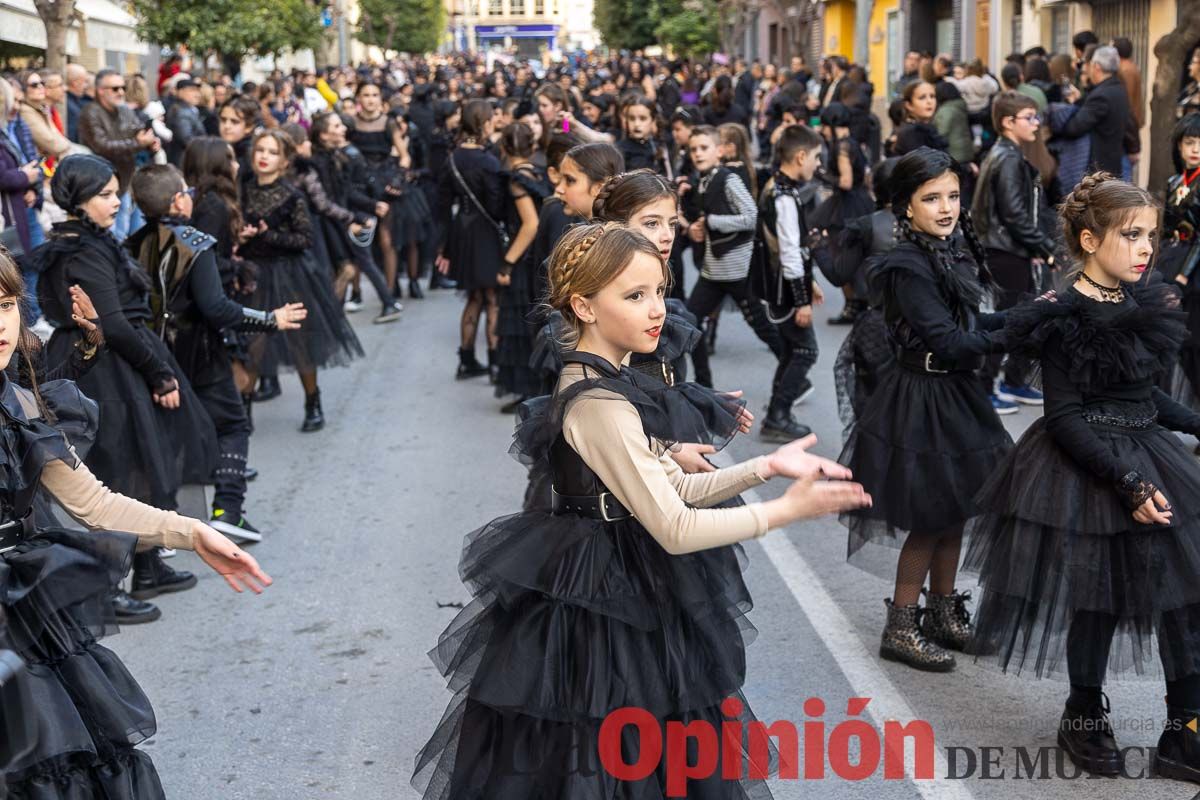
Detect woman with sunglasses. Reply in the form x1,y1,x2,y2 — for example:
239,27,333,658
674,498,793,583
17,70,72,170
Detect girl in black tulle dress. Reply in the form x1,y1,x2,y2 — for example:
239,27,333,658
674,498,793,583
964,174,1200,782
494,122,551,410
240,130,363,432
414,222,870,799
0,249,270,800
838,147,1014,674
436,99,507,380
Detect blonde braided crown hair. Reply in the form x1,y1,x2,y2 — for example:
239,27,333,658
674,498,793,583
545,221,667,350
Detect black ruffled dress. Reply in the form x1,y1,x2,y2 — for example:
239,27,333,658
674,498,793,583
37,220,217,508
414,352,775,799
0,378,163,799
964,281,1200,681
240,179,363,374
494,164,552,400
838,234,1013,574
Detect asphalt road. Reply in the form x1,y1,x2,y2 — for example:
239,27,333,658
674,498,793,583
112,273,1200,800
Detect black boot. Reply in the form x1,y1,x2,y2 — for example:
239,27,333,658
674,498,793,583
301,390,325,432
409,279,425,299
456,348,489,379
1155,702,1200,783
704,315,718,355
1057,691,1122,776
759,401,813,443
487,348,499,384
253,375,281,402
241,393,254,435
130,550,197,601
920,588,973,652
112,588,161,624
879,598,956,672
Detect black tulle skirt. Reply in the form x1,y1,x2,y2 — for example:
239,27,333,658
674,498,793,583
1,528,165,800
495,257,540,399
838,364,1013,576
247,252,363,374
413,509,775,799
45,328,217,508
1178,283,1200,404
388,186,433,253
963,413,1200,681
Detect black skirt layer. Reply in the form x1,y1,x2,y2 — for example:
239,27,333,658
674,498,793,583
2,528,165,800
388,185,433,253
495,255,540,399
964,416,1200,680
247,252,363,374
446,211,505,293
832,307,891,444
45,328,217,507
838,364,1012,576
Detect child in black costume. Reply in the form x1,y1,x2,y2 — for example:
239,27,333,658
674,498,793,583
965,174,1200,782
616,95,670,176
127,164,307,544
838,147,1015,673
9,233,271,799
414,222,871,799
1163,115,1200,413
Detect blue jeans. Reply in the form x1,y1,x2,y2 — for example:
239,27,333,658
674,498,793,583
111,191,145,241
24,206,43,319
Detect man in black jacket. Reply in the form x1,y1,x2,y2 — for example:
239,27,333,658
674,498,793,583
1054,45,1131,176
973,91,1057,411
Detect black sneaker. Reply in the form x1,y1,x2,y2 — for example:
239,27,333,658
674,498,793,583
210,509,263,544
243,466,258,482
130,550,197,600
373,302,404,324
112,589,161,624
760,410,813,443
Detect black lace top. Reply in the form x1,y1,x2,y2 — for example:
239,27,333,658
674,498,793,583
238,178,313,258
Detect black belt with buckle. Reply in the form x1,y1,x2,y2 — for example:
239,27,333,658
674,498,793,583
551,488,631,522
0,513,34,554
896,350,985,374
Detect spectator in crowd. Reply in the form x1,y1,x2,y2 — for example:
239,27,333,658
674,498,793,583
1053,45,1131,177
166,79,206,165
78,69,160,239
1112,37,1144,131
1072,30,1100,77
19,70,72,165
65,63,92,144
1001,63,1046,112
1179,47,1200,120
894,50,922,99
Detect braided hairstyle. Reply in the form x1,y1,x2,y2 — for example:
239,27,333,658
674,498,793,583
1058,171,1158,272
592,169,675,222
545,221,666,350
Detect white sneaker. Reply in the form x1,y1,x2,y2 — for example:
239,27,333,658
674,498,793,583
158,547,177,558
343,299,363,313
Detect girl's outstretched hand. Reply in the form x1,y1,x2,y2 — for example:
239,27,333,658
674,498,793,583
192,523,273,594
779,475,872,521
765,434,852,482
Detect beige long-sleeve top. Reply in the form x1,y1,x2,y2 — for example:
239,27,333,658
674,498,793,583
39,457,196,550
560,383,771,555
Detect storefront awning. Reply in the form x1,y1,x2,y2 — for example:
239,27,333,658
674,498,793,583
0,0,142,55
0,0,81,53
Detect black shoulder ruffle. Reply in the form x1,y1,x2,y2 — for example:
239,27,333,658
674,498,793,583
873,239,987,312
509,167,552,202
512,354,746,470
530,306,702,383
1007,280,1188,391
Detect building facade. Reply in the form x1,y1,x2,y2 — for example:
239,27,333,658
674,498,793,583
444,0,599,54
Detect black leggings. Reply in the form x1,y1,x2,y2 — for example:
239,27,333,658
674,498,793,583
686,276,783,388
1068,609,1200,708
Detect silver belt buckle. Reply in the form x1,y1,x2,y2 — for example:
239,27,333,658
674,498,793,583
924,353,949,374
597,492,625,522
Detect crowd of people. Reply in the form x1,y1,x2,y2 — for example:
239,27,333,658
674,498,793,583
1,26,1200,799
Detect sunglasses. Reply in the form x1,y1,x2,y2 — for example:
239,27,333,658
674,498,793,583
177,187,196,199
26,81,42,88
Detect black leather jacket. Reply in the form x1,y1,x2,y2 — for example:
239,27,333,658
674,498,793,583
971,137,1055,260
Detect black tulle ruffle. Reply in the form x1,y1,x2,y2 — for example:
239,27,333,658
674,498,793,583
247,252,364,373
963,414,1200,681
838,365,1012,575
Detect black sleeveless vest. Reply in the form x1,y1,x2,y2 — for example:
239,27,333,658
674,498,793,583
698,167,754,259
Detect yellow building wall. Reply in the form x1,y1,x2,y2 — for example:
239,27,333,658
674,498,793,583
824,0,858,60
867,0,899,122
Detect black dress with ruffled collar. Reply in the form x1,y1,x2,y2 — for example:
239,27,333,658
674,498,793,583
0,375,165,800
964,279,1200,681
413,351,778,799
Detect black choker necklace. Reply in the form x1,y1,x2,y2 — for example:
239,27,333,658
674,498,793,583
1079,271,1125,302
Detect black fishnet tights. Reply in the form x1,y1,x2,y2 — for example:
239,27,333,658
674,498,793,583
892,527,963,606
461,289,499,350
